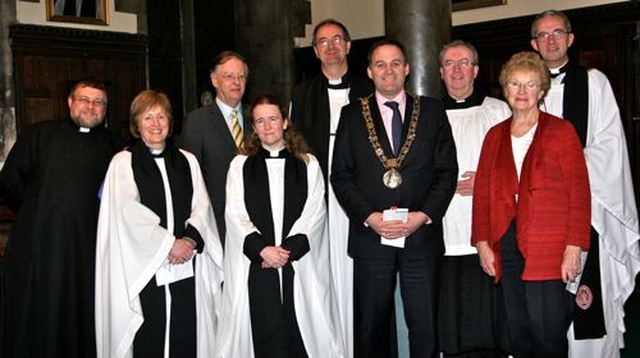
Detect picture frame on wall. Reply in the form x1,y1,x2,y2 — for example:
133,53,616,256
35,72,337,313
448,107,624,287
46,0,108,26
453,0,506,12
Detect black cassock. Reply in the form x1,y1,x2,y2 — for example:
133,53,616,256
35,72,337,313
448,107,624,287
0,118,121,358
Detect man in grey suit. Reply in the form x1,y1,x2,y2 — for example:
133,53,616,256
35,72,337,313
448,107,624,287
182,51,250,243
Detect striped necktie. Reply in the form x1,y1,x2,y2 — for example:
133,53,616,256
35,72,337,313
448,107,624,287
231,109,243,147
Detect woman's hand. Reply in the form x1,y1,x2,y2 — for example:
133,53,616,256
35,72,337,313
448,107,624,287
260,246,290,269
168,238,195,265
561,245,582,283
476,241,496,277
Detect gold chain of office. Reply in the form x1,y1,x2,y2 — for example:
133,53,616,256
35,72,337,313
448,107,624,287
358,94,420,188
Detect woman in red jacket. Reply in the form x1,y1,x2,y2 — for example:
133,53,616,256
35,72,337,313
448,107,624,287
472,51,590,358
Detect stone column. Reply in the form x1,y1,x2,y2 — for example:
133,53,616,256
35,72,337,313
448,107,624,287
235,0,310,103
384,2,451,356
384,0,451,97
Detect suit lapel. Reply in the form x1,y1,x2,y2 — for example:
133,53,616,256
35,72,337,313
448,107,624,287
209,104,238,150
402,94,413,143
241,105,253,138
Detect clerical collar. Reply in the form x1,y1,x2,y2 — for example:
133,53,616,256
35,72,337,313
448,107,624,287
327,78,350,90
69,117,92,133
443,90,484,110
549,60,569,78
259,145,288,159
150,147,165,158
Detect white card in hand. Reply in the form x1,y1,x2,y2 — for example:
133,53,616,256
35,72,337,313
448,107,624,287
381,208,408,248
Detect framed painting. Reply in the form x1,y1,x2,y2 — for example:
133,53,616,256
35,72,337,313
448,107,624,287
453,0,506,12
46,0,108,26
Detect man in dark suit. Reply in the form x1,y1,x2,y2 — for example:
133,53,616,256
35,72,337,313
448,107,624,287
331,39,458,358
182,51,250,243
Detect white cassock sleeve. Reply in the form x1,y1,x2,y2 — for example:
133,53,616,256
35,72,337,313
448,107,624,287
215,155,256,358
95,150,223,358
288,155,345,357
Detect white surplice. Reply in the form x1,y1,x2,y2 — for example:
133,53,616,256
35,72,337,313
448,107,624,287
327,87,354,357
543,69,640,358
95,149,224,358
216,153,344,358
443,97,511,256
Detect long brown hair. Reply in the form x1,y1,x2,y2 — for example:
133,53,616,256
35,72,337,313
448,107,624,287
240,94,311,163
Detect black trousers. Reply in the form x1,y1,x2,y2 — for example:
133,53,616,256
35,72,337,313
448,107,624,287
500,222,573,358
354,253,440,358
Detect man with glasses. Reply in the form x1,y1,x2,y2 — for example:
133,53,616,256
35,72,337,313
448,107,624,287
0,79,122,357
531,9,639,358
437,40,511,358
182,51,252,243
290,18,373,358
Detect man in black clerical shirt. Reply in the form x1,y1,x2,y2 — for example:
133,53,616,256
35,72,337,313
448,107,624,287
0,79,122,358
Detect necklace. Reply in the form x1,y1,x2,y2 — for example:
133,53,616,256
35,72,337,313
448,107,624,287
359,94,420,189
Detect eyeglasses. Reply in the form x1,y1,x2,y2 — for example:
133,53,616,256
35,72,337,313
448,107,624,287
534,29,569,42
316,35,346,48
506,81,541,92
76,96,106,108
441,59,476,69
219,73,247,82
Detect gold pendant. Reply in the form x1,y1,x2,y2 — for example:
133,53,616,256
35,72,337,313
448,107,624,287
383,168,402,189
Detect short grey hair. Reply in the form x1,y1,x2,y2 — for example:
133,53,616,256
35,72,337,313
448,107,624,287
439,40,479,66
531,10,572,39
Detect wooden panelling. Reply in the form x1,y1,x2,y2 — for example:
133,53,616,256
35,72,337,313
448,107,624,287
452,2,640,210
10,24,148,141
293,2,639,210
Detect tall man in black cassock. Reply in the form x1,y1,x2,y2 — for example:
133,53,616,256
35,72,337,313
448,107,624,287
0,79,122,357
289,19,373,357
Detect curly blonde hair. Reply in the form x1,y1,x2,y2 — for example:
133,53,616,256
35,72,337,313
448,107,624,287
499,51,550,104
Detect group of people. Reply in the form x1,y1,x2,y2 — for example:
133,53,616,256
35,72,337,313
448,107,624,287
0,8,638,358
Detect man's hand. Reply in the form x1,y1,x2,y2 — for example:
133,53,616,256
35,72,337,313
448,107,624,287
456,171,476,196
366,211,429,239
